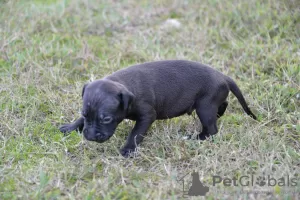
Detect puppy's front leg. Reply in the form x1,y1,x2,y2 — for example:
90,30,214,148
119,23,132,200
120,117,155,157
59,117,84,134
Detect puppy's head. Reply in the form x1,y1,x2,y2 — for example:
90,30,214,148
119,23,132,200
81,79,134,143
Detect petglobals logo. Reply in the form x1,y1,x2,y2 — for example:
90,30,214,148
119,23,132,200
212,175,298,187
177,171,299,198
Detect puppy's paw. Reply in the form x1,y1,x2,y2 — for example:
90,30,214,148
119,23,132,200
197,133,209,141
120,147,136,158
59,124,74,134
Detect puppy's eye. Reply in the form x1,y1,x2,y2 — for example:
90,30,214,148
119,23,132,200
102,116,113,124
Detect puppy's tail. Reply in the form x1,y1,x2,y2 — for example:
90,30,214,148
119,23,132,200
226,77,257,120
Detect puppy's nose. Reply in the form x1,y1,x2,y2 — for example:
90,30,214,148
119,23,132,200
83,129,95,141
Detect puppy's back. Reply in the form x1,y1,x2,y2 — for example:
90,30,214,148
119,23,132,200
107,60,225,88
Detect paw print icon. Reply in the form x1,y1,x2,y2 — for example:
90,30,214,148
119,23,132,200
256,176,266,186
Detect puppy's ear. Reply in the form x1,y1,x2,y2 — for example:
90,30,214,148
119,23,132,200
82,84,88,98
119,89,134,111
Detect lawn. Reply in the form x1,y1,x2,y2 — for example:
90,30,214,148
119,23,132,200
0,0,299,199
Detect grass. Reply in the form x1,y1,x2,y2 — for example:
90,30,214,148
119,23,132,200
0,0,299,199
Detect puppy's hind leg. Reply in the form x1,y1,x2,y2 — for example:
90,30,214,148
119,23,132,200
195,100,218,141
217,101,228,118
59,117,84,134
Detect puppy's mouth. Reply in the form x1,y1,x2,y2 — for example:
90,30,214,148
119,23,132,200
94,133,113,143
94,139,106,143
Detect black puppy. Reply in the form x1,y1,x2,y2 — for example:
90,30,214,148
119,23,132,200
59,60,257,157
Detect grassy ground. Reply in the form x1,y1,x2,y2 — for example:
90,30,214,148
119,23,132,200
0,0,299,199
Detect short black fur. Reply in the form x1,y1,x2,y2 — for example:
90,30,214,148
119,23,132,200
59,60,257,157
